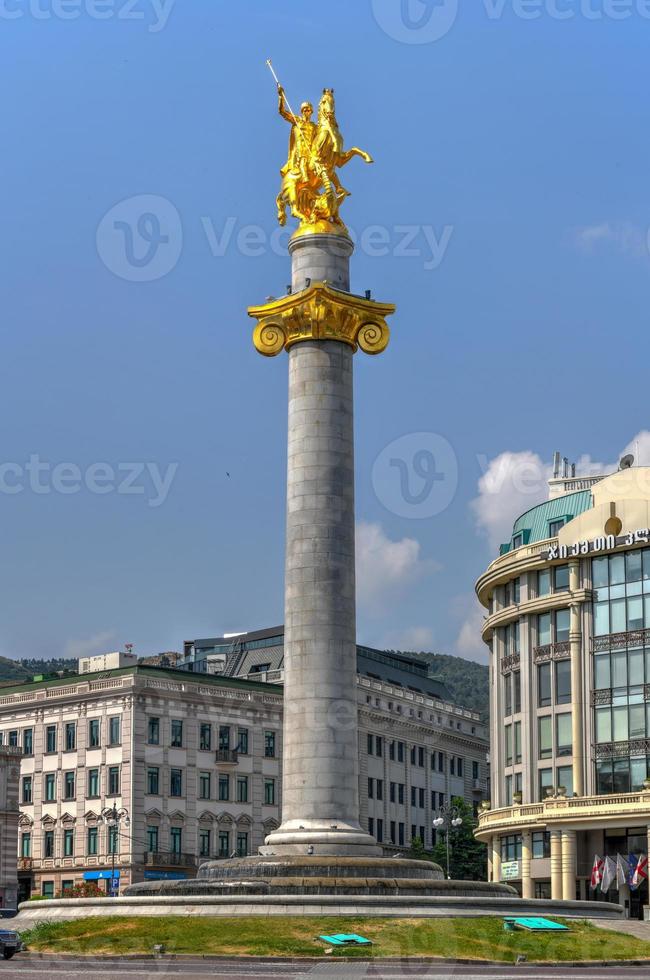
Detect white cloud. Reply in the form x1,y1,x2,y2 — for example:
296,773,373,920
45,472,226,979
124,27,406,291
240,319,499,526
471,430,650,553
454,599,488,664
63,629,117,660
382,626,435,652
355,521,438,612
573,221,647,258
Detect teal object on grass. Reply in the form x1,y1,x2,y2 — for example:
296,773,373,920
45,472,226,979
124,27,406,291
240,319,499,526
319,934,373,946
504,917,569,931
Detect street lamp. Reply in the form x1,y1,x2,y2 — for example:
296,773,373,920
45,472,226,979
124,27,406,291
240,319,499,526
432,803,463,880
100,805,130,896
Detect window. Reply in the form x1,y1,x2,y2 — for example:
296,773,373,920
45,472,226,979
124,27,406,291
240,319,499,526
22,776,32,804
108,766,120,796
500,834,522,862
377,780,384,801
199,723,212,751
43,831,55,858
555,608,570,643
147,717,160,745
8,730,17,747
199,829,211,857
504,674,512,716
532,831,551,859
41,881,54,899
219,726,230,751
505,725,513,766
367,733,373,755
87,768,100,798
368,817,375,837
389,740,395,761
238,727,249,754
512,533,523,550
556,713,572,757
146,767,159,795
411,785,416,807
397,741,404,763
199,772,211,800
555,659,572,704
368,777,374,799
109,716,121,745
513,671,521,713
418,746,424,767
472,760,479,780
450,757,455,776
376,819,384,843
64,771,75,800
21,833,31,858
88,719,100,748
376,736,383,758
538,662,552,708
147,826,159,852
23,728,33,755
237,776,248,803
538,568,551,597
549,518,566,537
45,773,56,801
512,577,521,604
554,564,570,592
46,725,57,753
398,822,405,846
219,831,230,857
236,833,248,857
170,827,182,854
418,787,424,808
537,612,551,647
557,764,574,797
264,778,275,805
171,720,183,747
390,820,396,844
538,768,553,800
170,769,182,797
63,829,74,856
264,731,276,758
87,827,98,855
219,774,230,801
108,826,118,854
398,783,405,805
514,723,522,764
65,723,76,751
505,774,513,805
538,716,552,759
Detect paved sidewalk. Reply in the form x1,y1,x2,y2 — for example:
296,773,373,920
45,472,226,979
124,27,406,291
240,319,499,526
591,919,650,941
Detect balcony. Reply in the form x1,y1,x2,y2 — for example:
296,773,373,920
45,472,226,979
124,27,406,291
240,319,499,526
17,858,32,872
533,640,571,663
215,749,238,766
143,851,197,869
593,627,650,652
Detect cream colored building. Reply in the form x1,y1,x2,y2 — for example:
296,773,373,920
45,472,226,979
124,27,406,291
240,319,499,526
0,745,22,908
475,461,650,919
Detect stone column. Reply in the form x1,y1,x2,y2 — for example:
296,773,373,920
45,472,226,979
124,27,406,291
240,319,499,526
569,560,584,796
254,233,393,857
491,835,501,884
550,829,563,900
561,829,577,901
521,831,533,899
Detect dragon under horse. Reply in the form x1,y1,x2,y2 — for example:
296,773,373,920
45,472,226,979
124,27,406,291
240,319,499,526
275,85,373,237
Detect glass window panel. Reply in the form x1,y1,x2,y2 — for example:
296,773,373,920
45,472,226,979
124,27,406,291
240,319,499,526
629,704,646,739
505,725,513,766
595,707,612,743
610,583,626,600
592,557,609,589
557,765,573,797
612,705,629,742
628,596,644,631
514,721,522,763
555,608,570,642
612,650,627,688
594,602,610,637
596,760,613,795
627,580,642,597
644,548,650,580
594,654,610,690
556,713,572,755
554,565,569,592
538,768,553,800
513,671,521,713
645,597,650,628
538,716,552,759
610,554,626,586
626,549,643,582
612,758,630,793
631,757,648,791
504,675,512,716
537,663,552,708
538,613,551,646
629,649,644,686
538,569,551,597
555,659,571,704
611,598,626,633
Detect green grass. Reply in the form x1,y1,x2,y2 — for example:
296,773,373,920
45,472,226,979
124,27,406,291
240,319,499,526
18,916,650,962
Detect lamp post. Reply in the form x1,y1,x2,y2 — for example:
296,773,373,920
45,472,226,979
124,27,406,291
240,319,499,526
100,805,130,896
433,803,463,880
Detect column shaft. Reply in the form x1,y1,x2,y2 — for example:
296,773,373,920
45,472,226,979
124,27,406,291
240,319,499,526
569,561,584,796
521,832,533,899
550,829,563,900
561,829,577,901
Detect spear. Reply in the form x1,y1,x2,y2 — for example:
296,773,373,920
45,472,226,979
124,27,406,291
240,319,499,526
266,59,298,122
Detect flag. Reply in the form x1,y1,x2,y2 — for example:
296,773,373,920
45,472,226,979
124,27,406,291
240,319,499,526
632,854,648,890
601,856,616,893
627,854,638,888
616,854,629,889
590,855,603,889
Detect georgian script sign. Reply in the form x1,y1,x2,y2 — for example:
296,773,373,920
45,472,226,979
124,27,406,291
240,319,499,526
543,528,650,561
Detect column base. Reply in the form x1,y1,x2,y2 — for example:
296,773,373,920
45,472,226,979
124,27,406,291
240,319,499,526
262,819,382,857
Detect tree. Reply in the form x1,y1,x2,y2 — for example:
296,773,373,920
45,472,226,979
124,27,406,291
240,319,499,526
430,797,488,881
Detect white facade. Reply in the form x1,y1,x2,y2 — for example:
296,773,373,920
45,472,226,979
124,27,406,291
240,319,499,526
78,652,138,674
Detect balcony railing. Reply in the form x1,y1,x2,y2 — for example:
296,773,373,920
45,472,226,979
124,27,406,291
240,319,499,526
477,789,650,834
533,641,571,663
17,857,32,871
143,851,197,868
215,749,238,765
593,627,650,652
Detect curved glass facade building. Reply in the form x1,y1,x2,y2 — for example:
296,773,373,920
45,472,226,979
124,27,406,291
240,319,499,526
475,464,650,918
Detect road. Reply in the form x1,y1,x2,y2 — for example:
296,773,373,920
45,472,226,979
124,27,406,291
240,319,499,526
2,957,649,980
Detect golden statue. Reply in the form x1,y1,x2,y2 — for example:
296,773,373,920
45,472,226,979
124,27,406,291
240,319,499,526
273,79,373,236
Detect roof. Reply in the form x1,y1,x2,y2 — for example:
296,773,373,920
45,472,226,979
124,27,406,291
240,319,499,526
503,489,593,551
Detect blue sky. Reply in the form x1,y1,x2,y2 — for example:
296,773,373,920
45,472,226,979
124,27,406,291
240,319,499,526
1,0,649,663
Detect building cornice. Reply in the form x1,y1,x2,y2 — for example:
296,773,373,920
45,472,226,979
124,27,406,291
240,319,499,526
475,791,650,840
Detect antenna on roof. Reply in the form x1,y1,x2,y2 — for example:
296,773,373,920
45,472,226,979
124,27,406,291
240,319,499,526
553,451,561,479
620,454,635,471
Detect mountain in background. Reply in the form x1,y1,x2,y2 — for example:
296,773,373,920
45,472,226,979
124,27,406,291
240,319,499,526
391,650,489,720
0,657,78,685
